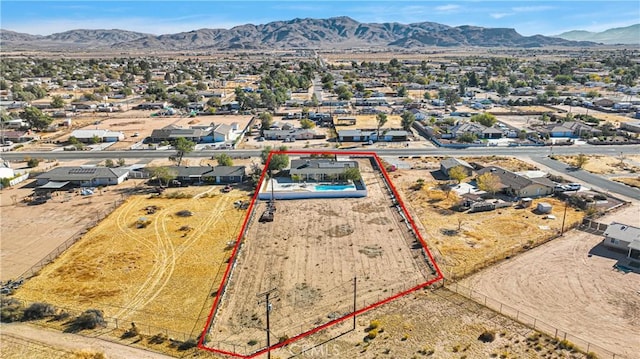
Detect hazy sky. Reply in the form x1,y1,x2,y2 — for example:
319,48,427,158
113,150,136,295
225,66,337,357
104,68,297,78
2,1,638,36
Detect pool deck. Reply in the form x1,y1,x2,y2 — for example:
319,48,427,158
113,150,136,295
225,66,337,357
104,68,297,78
258,178,367,200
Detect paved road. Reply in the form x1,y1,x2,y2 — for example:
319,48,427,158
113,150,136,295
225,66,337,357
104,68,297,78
531,155,640,201
2,144,639,161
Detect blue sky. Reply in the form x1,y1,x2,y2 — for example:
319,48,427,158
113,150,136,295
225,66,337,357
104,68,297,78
1,1,638,36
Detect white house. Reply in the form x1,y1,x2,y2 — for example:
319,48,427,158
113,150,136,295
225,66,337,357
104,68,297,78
603,223,640,260
70,129,125,143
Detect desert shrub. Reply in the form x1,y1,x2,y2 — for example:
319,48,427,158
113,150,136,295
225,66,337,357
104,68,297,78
278,335,289,344
53,310,71,321
478,330,496,343
176,210,193,217
367,319,381,330
366,329,378,340
247,339,258,346
0,297,24,322
22,302,56,320
148,332,168,344
586,352,599,359
593,194,607,201
121,322,139,339
557,339,576,351
27,158,41,168
178,338,197,351
66,309,105,332
71,350,106,359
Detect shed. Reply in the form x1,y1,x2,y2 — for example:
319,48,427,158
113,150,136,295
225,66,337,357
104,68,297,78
536,202,552,214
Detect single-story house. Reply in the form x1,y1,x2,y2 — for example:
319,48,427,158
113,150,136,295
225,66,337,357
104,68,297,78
289,159,358,181
0,130,39,143
337,129,409,142
162,165,246,184
593,98,615,108
541,121,601,138
134,102,168,110
149,125,213,143
476,166,555,198
621,121,640,133
263,128,319,141
440,158,474,178
602,223,640,260
36,166,129,187
70,129,125,143
450,122,503,139
4,119,29,129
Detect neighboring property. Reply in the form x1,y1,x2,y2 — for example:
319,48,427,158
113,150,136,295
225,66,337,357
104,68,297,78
162,165,246,185
337,129,409,142
289,159,358,181
603,223,640,260
448,122,503,140
0,130,40,143
476,166,555,198
0,160,14,179
440,158,474,178
621,121,640,133
70,129,125,143
35,166,129,187
263,128,321,141
134,101,168,110
540,121,601,138
149,123,235,143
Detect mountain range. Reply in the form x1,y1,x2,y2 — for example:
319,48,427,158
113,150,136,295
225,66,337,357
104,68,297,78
0,16,602,51
556,24,639,45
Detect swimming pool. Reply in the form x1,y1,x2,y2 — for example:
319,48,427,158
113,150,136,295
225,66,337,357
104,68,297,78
315,184,356,191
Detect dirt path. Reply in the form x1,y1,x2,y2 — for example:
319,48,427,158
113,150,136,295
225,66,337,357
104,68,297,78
0,323,175,359
460,204,640,358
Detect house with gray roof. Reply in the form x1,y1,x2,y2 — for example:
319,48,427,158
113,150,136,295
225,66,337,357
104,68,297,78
36,166,129,188
70,129,125,143
476,166,554,198
160,165,245,184
289,159,358,181
440,158,474,178
603,223,640,260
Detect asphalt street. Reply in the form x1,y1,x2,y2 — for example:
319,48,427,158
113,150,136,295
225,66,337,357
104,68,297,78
531,155,640,201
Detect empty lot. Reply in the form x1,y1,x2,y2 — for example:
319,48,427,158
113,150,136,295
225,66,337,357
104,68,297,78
207,159,436,355
460,204,640,358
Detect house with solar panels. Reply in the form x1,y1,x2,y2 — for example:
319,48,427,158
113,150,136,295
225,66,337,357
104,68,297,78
35,166,129,191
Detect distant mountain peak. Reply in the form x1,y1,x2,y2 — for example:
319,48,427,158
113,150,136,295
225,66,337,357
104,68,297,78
556,24,639,45
1,17,597,51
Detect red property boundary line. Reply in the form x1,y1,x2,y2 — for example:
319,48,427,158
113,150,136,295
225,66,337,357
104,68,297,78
198,150,444,358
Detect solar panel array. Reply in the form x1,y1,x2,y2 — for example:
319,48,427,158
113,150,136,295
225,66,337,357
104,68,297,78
68,168,97,175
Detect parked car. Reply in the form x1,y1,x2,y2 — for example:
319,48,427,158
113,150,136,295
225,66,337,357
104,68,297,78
566,183,581,191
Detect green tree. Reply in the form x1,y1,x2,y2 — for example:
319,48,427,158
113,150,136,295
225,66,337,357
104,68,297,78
554,74,572,85
423,91,432,100
335,84,353,100
495,81,510,97
397,86,408,97
476,172,501,197
169,137,195,166
50,95,65,109
90,135,101,144
104,159,115,168
471,113,497,127
27,158,40,168
215,153,233,166
343,167,361,182
207,97,221,107
376,113,388,140
457,132,477,143
259,112,273,134
300,118,315,129
438,88,460,108
21,107,52,130
117,158,126,167
148,166,177,187
261,146,289,171
575,153,589,169
448,165,468,184
400,111,416,132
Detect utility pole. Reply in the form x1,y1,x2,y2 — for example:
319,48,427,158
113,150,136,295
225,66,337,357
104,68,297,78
257,288,278,359
353,276,357,330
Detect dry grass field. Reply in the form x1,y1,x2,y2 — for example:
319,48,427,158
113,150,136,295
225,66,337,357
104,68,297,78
13,185,250,335
207,159,435,355
387,156,583,278
613,176,640,189
334,114,403,130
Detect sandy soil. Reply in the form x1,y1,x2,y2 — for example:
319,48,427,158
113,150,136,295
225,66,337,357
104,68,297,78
334,114,403,130
0,176,141,281
270,287,594,359
13,185,250,335
207,159,435,354
460,204,640,358
554,154,640,175
1,323,175,359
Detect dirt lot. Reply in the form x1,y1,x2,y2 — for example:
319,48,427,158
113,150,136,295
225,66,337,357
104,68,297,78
554,154,640,175
459,203,640,358
388,156,584,278
0,174,141,282
270,287,595,359
207,159,435,354
13,185,250,335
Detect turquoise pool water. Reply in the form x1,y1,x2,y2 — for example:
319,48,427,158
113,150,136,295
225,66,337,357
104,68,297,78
315,184,356,191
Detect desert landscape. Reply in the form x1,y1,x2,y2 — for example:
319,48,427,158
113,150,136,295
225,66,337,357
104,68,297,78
206,158,437,355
